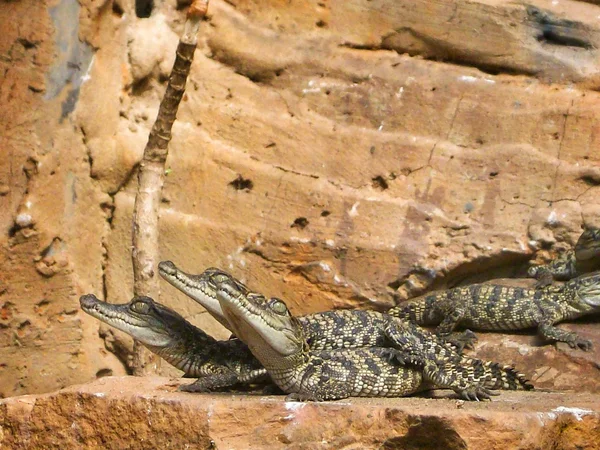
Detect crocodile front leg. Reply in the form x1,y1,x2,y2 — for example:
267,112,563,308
537,321,592,351
529,253,578,289
435,307,467,337
528,266,555,289
439,330,478,352
178,372,242,392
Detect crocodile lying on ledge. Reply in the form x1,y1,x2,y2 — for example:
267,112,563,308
159,261,532,400
215,279,532,401
528,228,600,288
79,294,268,392
390,271,600,351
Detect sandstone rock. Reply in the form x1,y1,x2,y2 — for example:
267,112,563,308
1,376,600,449
1,0,599,398
127,13,179,83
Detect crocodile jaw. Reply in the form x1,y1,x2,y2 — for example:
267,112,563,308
216,283,301,358
575,273,600,307
158,261,229,327
79,295,172,348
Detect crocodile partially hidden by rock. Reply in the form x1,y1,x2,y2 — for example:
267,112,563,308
528,228,600,288
390,271,600,351
79,294,268,392
160,261,537,398
215,279,532,401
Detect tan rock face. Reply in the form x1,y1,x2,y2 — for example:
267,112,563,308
1,0,599,399
2,377,600,449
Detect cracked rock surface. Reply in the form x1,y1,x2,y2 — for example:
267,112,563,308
0,0,599,398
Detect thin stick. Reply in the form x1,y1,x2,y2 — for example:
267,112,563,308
130,0,209,375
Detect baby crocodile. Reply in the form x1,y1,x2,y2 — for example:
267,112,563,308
159,260,476,350
161,261,533,397
160,262,531,399
79,294,267,392
390,271,600,350
216,280,531,401
528,228,600,288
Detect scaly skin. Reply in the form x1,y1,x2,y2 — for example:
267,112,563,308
528,228,600,288
159,260,476,352
215,280,427,401
212,279,532,400
390,271,600,350
79,294,267,392
160,261,532,399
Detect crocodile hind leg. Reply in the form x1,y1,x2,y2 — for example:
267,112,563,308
422,361,498,401
381,318,452,364
380,320,496,400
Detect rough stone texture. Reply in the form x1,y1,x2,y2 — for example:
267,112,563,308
2,376,600,449
1,0,600,399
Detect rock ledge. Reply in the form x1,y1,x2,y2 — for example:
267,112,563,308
1,376,599,449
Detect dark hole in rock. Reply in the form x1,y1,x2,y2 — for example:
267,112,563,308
229,175,254,191
580,174,600,187
291,217,309,229
135,0,153,18
112,1,124,16
96,368,114,378
372,175,389,190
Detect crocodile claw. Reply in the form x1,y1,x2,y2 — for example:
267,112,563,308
459,387,497,402
568,337,593,351
379,348,408,365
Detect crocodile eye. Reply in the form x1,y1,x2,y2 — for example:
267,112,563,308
130,301,151,314
212,274,228,284
269,298,288,315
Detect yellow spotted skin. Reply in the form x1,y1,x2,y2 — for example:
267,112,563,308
216,281,532,402
390,272,600,351
271,347,425,401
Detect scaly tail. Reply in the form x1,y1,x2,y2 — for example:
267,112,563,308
454,356,533,391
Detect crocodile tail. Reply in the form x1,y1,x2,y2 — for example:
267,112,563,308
451,355,533,391
501,364,534,391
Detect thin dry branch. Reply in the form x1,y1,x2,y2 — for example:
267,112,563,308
131,0,209,375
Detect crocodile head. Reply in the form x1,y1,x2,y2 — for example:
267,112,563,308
158,261,247,330
574,227,600,261
574,271,600,308
79,294,204,349
216,280,306,367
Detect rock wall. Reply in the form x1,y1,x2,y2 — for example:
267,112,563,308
1,0,599,397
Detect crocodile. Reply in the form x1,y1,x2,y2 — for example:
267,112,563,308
390,271,600,350
159,260,476,350
161,260,470,342
159,261,532,399
528,227,600,288
215,280,532,401
79,294,268,392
